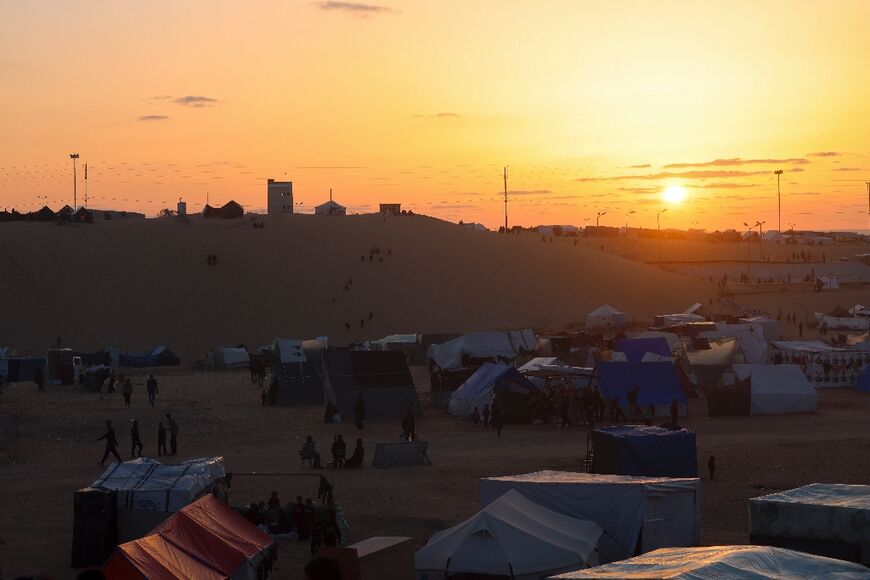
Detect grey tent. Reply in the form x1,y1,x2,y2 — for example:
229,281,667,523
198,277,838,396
272,338,326,405
324,350,421,420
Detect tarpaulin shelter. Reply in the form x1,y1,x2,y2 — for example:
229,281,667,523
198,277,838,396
590,426,698,478
103,494,275,580
324,350,420,420
427,330,537,370
614,338,672,363
856,366,870,392
75,347,119,368
654,313,706,327
119,346,180,368
207,347,250,369
0,357,46,382
271,338,327,406
720,364,817,415
739,315,782,341
551,545,870,579
82,365,112,392
698,323,769,364
585,305,628,334
448,363,539,422
416,490,603,580
749,483,870,565
480,471,701,563
596,362,687,415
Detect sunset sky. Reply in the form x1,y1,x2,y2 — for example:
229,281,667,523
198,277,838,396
2,0,869,230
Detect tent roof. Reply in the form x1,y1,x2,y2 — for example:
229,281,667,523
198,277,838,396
856,366,870,392
427,330,537,370
105,533,228,580
484,470,697,487
588,304,624,317
731,364,816,396
614,338,672,362
596,362,686,405
687,338,742,366
452,363,538,401
752,483,870,511
415,490,602,577
551,545,870,579
593,425,692,441
771,340,845,353
518,357,567,372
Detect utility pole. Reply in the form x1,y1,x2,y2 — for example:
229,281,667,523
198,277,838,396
69,153,79,209
503,166,509,233
657,208,667,262
84,163,88,208
596,210,606,233
774,169,783,232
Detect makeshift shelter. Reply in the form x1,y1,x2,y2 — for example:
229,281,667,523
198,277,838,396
749,483,870,565
856,366,870,392
119,346,180,367
272,338,326,405
324,350,420,420
315,199,347,215
684,302,712,319
82,365,112,392
614,338,672,362
590,426,698,478
427,330,537,370
585,305,628,334
518,357,567,372
448,363,539,422
480,471,701,563
416,490,603,580
47,348,77,385
207,347,250,369
87,456,225,542
103,495,275,580
739,315,782,341
74,207,94,223
654,313,706,327
596,362,687,415
698,322,769,364
551,545,870,579
219,200,244,219
0,357,46,382
75,347,119,368
718,364,817,415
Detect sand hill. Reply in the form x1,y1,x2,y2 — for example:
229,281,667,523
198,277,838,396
0,214,715,360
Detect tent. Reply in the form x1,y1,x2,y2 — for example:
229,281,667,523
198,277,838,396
721,364,817,415
654,313,706,327
89,457,225,542
119,346,180,367
550,545,870,579
103,495,275,580
585,305,628,334
415,489,603,580
614,338,672,363
749,483,870,565
518,357,568,372
448,363,539,422
684,303,712,319
596,362,687,415
698,322,769,364
82,365,112,392
427,330,537,370
207,347,250,369
272,338,326,405
590,426,698,478
75,347,119,368
739,316,782,341
324,350,420,420
480,471,701,563
856,366,870,392
0,357,46,382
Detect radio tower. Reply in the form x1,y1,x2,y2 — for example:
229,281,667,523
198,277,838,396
503,165,509,233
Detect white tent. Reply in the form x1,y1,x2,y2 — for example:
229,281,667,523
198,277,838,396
480,471,700,563
427,330,537,370
585,305,628,334
699,322,769,364
723,364,817,414
688,337,742,366
206,347,249,369
739,315,782,341
518,357,567,372
550,545,870,579
272,337,328,364
416,490,603,580
749,483,870,566
655,313,706,327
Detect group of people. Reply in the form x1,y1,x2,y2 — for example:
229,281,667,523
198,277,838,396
206,253,219,266
98,372,159,408
470,395,505,436
300,435,366,469
96,413,179,466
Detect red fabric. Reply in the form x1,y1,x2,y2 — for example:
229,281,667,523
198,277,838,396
103,495,274,580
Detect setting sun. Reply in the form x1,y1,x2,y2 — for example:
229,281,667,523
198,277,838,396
663,185,687,204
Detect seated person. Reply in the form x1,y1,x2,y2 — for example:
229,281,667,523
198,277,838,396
331,435,347,468
300,436,322,468
345,438,365,468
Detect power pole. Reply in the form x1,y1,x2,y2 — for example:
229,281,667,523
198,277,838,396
84,163,88,208
69,153,80,209
503,166,509,233
657,208,667,262
774,169,783,232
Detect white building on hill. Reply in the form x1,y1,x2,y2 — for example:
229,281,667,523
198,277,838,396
267,179,293,215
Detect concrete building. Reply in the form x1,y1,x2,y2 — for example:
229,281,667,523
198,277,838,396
380,203,401,216
267,179,293,215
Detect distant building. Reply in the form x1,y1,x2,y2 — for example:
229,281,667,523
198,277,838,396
267,179,293,215
380,203,401,216
90,209,146,221
177,200,187,217
203,200,244,219
315,200,346,216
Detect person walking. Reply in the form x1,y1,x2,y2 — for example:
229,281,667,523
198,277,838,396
492,396,504,437
404,402,416,442
353,393,366,431
34,366,45,393
157,421,168,456
166,413,179,455
97,420,122,466
121,377,133,408
146,374,158,407
130,419,143,458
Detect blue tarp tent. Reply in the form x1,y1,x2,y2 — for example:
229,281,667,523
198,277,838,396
597,362,686,416
119,346,180,368
591,425,698,477
449,363,539,422
0,358,46,382
855,366,870,393
615,338,672,362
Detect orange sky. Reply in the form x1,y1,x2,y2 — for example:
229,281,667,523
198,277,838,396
2,0,870,230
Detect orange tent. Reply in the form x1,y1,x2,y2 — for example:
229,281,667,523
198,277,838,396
103,495,275,580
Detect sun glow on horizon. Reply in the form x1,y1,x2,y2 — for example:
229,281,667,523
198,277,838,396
663,185,687,204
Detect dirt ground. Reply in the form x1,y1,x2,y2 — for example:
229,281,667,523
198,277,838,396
1,366,869,579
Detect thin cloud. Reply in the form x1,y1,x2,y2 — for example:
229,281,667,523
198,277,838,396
833,167,864,172
138,115,170,121
698,182,755,189
627,164,651,169
412,112,462,119
501,189,553,196
315,1,395,15
173,95,219,107
663,157,808,169
576,170,769,182
808,151,839,157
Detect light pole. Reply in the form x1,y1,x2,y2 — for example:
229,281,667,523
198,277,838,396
624,210,635,231
69,153,80,209
503,166,509,233
758,220,766,260
774,169,783,232
596,210,606,236
657,208,667,262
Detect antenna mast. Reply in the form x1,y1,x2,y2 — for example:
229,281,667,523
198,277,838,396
503,165,509,233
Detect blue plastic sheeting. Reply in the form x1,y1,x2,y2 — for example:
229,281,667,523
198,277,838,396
119,347,180,367
453,363,537,400
1,358,46,382
615,338,672,362
856,366,870,393
597,362,686,405
591,425,698,478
